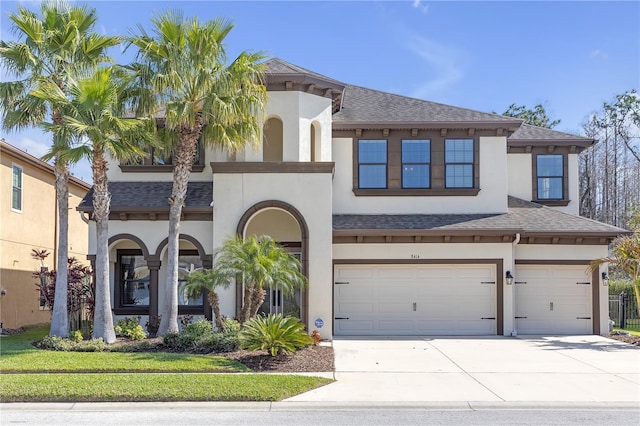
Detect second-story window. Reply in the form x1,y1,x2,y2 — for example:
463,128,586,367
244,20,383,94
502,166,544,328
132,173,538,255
12,164,22,212
445,139,474,188
358,139,387,189
402,139,430,188
536,154,563,199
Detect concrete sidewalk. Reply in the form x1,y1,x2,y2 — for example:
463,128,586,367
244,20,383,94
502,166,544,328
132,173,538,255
286,335,640,403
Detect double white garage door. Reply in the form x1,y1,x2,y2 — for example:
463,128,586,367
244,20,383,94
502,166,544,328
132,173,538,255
334,264,592,336
334,264,498,336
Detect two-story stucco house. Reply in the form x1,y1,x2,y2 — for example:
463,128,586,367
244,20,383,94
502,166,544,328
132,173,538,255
78,59,628,338
1,139,90,329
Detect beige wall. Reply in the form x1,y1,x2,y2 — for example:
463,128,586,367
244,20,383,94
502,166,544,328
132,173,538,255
332,136,509,214
0,145,89,329
213,171,334,336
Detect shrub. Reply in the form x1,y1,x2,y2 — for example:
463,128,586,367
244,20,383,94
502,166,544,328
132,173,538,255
115,317,146,340
71,330,84,343
239,314,313,356
162,319,240,353
38,335,107,352
609,280,636,296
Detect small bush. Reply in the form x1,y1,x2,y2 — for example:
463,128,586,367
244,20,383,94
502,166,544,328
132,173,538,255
162,318,240,353
239,314,313,356
38,335,107,352
221,317,241,335
71,330,84,343
115,317,146,340
609,280,636,296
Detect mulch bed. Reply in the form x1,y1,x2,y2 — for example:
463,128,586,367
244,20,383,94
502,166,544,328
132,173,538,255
224,345,334,372
608,332,640,346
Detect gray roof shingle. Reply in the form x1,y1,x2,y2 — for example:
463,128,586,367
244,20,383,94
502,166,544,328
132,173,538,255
509,123,593,143
333,196,629,237
332,84,522,127
78,181,212,211
264,58,345,86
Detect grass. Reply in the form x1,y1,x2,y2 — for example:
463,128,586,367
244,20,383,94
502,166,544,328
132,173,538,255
0,374,333,402
614,326,640,336
0,325,333,402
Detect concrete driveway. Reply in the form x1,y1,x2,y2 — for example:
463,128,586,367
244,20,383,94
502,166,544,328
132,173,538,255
286,336,640,404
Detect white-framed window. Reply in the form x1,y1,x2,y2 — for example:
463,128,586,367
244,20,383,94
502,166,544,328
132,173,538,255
12,164,23,212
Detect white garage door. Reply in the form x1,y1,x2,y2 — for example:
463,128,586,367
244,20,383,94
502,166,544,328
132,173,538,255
515,265,592,335
334,264,497,336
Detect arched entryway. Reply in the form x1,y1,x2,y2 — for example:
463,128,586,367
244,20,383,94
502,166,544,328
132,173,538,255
154,235,212,318
236,200,309,326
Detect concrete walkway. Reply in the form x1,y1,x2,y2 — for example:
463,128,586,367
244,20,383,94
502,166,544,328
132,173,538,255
286,335,640,403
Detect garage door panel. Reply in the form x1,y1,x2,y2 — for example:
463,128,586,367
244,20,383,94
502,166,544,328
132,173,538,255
334,264,496,336
515,265,592,335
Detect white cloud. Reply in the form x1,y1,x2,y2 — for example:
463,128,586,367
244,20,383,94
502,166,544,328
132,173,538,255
16,136,49,158
412,0,429,14
589,49,608,60
406,36,463,99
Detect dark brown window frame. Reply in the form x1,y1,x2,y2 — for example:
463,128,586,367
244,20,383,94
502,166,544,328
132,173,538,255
357,139,388,189
444,139,475,189
114,249,149,314
401,139,431,189
351,129,480,196
531,148,570,206
177,249,205,314
119,138,206,173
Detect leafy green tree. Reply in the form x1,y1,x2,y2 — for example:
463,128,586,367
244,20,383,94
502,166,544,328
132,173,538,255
500,103,561,128
127,11,267,335
209,235,307,323
0,1,118,337
591,209,640,317
35,66,153,343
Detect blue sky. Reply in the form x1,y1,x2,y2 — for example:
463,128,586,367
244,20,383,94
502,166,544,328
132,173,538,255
1,0,639,183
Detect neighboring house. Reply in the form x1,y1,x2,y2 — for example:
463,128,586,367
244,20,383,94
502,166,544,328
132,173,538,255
0,139,90,329
77,59,628,338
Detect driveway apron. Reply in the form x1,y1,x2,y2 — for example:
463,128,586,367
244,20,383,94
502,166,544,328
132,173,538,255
285,336,640,403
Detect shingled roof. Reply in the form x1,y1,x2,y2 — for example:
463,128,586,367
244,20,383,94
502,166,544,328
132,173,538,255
78,181,212,217
332,84,522,130
509,123,594,146
333,196,629,241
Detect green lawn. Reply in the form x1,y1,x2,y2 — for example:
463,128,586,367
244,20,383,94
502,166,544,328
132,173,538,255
614,326,640,336
0,325,333,402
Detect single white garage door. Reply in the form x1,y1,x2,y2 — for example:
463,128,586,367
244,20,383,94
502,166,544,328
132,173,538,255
515,265,592,335
334,264,497,336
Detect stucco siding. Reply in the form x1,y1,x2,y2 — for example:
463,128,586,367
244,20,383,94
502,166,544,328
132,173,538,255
507,153,533,200
331,136,509,214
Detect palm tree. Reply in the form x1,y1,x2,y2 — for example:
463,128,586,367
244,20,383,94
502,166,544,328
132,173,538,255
183,269,230,331
212,235,307,323
33,66,153,343
127,11,267,335
0,1,118,337
591,232,640,317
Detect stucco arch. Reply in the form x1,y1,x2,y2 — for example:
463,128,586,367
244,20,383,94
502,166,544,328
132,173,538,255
235,200,309,326
108,233,150,259
154,234,209,262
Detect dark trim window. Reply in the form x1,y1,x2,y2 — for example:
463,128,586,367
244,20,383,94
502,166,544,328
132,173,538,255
402,139,430,188
12,164,22,211
178,250,204,307
117,250,149,308
536,154,563,200
445,139,474,188
358,139,387,188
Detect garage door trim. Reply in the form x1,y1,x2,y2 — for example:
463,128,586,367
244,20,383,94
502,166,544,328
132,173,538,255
515,259,600,334
333,259,503,335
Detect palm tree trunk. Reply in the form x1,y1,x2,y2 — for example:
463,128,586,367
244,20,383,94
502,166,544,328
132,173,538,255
158,131,199,336
91,152,116,343
239,283,253,323
207,291,224,331
249,287,266,319
49,159,69,337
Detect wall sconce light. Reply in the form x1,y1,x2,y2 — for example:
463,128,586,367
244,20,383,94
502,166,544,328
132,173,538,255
505,271,514,285
601,272,609,286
